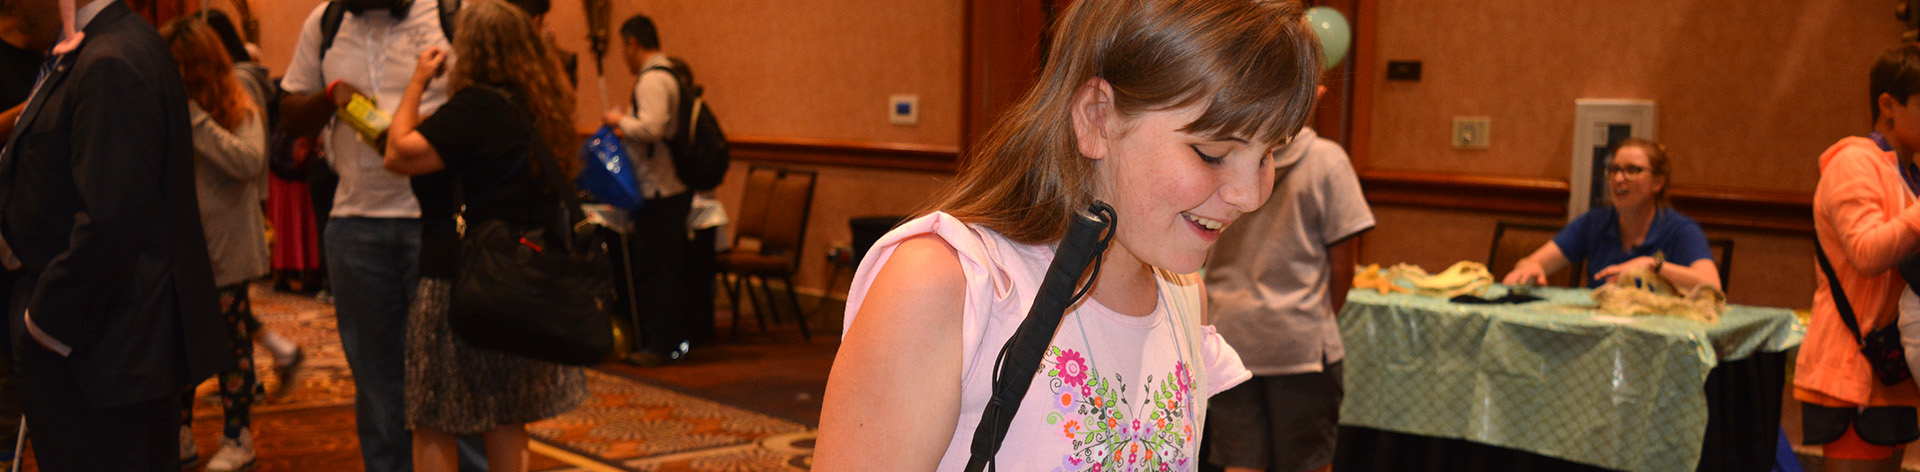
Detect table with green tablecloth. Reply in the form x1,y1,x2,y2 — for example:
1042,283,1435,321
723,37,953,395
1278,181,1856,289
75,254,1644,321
1333,286,1804,472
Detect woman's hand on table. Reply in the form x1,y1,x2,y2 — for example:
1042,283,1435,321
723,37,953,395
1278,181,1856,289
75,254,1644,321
1593,256,1660,283
1502,261,1549,286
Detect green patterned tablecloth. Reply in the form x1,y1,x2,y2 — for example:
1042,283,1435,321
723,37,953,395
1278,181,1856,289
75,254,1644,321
1337,286,1804,472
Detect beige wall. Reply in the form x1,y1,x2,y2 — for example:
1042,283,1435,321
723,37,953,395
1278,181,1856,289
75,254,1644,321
239,0,964,326
246,0,962,146
1360,0,1899,308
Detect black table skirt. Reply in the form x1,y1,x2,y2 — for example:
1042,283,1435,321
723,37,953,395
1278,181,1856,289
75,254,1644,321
1329,350,1790,472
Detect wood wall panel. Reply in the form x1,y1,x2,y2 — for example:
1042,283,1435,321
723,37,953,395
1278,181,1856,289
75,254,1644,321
1354,0,1891,309
1367,0,1898,194
1358,170,1814,233
731,136,958,173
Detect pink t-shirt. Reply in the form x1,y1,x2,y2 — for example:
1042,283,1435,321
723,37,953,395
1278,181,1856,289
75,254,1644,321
844,212,1251,471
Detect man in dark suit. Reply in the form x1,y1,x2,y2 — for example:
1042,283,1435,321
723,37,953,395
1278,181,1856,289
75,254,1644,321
0,0,231,469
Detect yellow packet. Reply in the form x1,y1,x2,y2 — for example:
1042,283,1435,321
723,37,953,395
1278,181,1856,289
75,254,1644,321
335,94,391,147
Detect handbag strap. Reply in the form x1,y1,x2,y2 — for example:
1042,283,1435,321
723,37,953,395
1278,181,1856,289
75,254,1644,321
1814,235,1867,342
471,84,585,253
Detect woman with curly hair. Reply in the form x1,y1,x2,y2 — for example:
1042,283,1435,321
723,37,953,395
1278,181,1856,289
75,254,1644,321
161,16,270,472
382,0,585,470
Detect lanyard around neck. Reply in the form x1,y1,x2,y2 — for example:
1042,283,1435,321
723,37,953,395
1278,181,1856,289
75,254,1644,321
1872,131,1920,196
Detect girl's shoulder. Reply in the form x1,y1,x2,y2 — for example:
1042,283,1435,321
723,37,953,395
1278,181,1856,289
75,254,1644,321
843,212,1040,327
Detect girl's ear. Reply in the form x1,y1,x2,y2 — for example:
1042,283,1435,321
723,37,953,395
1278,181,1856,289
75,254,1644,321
1071,77,1117,160
1880,92,1904,127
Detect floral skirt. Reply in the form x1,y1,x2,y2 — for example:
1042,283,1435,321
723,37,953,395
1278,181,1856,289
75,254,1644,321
405,278,587,434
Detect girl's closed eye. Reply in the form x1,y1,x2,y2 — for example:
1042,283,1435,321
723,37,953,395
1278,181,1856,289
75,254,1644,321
1190,143,1221,164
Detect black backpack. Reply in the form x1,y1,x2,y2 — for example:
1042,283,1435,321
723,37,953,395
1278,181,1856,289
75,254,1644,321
318,0,461,61
641,59,730,191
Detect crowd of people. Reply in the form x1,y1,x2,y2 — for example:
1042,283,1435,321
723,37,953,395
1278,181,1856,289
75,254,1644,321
7,0,1920,471
0,0,698,469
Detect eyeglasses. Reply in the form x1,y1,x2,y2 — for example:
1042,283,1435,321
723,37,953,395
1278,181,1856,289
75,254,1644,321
1605,164,1649,177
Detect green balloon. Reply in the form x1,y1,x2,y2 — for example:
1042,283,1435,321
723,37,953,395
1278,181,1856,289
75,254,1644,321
1305,6,1350,70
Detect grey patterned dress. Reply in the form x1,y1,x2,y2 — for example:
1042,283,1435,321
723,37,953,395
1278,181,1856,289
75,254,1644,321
405,278,587,434
404,87,589,434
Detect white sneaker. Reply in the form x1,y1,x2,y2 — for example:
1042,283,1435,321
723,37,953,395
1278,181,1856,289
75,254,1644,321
178,425,198,467
204,428,256,472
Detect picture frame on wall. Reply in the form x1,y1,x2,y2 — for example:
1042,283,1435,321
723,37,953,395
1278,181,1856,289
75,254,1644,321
1569,99,1657,221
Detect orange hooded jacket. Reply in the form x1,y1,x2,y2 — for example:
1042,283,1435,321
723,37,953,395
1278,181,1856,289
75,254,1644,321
1798,136,1920,408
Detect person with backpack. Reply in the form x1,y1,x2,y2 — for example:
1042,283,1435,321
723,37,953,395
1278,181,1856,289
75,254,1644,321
275,0,488,470
601,13,696,366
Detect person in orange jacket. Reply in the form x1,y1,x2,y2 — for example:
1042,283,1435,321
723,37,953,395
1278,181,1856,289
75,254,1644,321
1800,42,1920,471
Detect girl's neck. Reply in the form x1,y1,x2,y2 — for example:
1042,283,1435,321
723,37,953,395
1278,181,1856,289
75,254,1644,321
1087,250,1158,318
1617,204,1656,248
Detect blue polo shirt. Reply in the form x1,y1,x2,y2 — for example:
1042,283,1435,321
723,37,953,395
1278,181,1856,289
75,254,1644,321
1552,206,1712,288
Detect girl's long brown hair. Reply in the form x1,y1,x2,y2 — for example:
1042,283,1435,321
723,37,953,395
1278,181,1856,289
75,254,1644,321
925,0,1322,245
448,0,580,179
161,17,255,131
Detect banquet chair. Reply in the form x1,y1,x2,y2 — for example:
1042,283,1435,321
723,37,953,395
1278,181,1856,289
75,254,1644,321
719,166,781,331
1487,220,1581,288
1707,237,1734,294
717,167,817,340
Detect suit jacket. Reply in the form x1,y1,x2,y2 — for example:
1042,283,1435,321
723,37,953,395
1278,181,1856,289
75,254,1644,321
0,1,230,407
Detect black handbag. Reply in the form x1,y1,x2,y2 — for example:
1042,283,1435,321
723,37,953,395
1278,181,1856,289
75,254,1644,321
1814,239,1910,385
447,86,616,366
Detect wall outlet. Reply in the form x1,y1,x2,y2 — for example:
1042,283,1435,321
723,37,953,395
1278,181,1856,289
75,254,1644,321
1452,116,1490,150
889,94,919,126
827,243,855,267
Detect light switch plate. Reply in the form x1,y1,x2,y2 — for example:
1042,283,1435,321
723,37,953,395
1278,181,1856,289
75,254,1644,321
889,94,919,126
1452,116,1490,150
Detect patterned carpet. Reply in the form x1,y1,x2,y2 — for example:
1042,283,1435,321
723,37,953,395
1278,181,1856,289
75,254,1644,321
186,284,816,471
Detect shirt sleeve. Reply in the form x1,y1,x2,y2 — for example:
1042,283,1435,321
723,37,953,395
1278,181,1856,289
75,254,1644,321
279,4,332,95
616,68,678,145
1553,210,1599,263
1664,215,1714,265
1819,145,1920,275
415,89,503,171
1201,325,1251,396
189,104,266,181
843,213,1001,382
1311,142,1375,245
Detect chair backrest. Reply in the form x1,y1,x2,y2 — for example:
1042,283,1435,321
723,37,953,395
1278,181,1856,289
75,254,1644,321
732,166,783,246
1707,237,1734,294
759,169,818,271
1488,220,1581,288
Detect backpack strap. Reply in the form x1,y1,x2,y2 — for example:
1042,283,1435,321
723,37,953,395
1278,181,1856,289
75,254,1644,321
318,0,459,61
317,1,348,61
634,64,685,157
438,0,461,45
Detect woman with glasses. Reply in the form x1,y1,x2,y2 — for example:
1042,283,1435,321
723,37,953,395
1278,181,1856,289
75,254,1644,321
1500,138,1720,290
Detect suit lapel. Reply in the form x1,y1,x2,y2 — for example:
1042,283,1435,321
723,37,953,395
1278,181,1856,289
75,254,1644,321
0,51,77,176
1,1,124,169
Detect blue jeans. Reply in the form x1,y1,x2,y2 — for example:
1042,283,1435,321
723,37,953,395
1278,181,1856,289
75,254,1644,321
326,218,487,471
